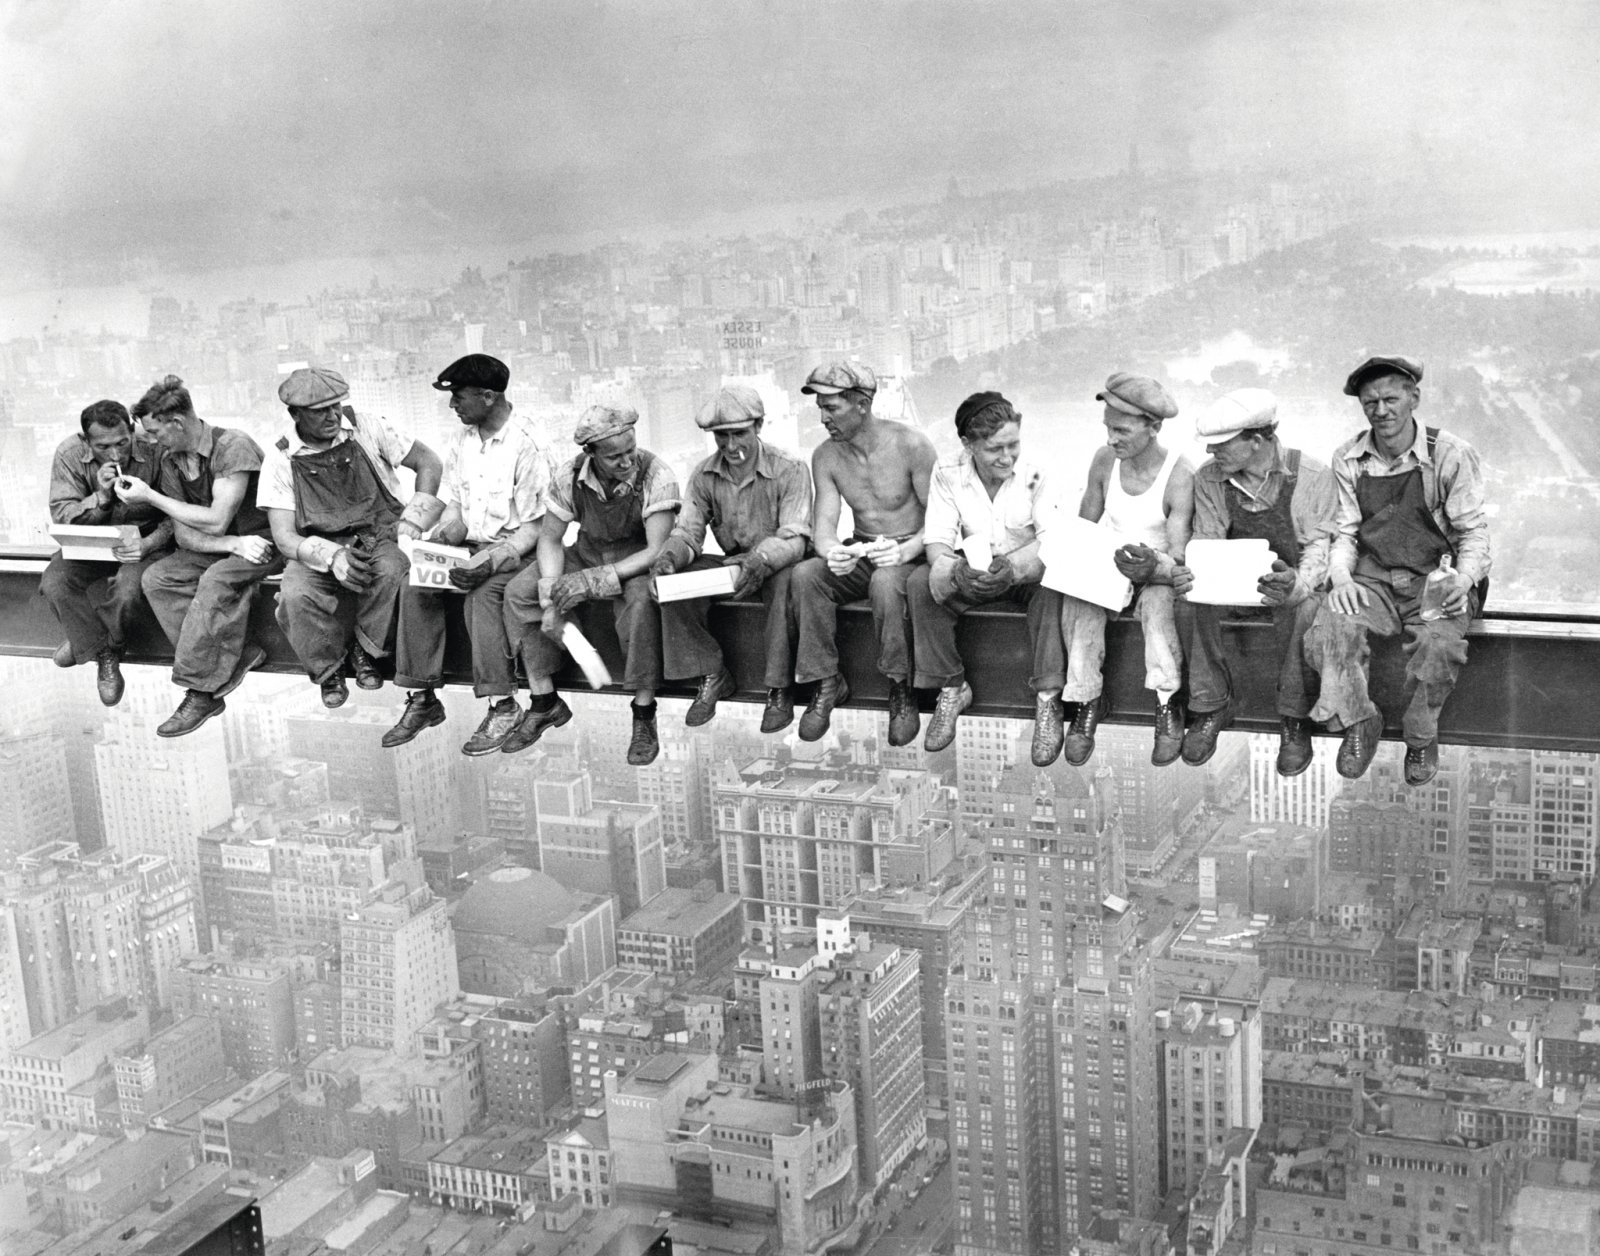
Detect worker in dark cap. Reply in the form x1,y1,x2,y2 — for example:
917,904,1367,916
909,392,1065,761
1060,372,1194,767
259,366,444,708
650,385,812,731
502,404,680,765
42,398,173,706
1303,355,1490,786
789,360,937,746
383,353,554,755
1171,388,1338,773
118,374,283,736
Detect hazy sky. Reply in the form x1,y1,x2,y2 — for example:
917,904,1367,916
1,0,1597,269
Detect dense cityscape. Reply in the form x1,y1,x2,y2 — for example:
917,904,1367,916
5,64,1600,1256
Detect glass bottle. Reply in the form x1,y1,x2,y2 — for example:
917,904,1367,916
1420,553,1455,621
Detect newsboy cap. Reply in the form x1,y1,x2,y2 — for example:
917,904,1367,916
696,386,765,431
1195,388,1279,441
1097,372,1178,420
432,353,510,392
278,366,349,410
573,405,639,447
1343,355,1424,397
801,361,877,397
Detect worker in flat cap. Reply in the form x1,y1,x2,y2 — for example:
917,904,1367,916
116,375,283,736
383,353,555,755
41,398,174,707
909,392,1066,761
1302,355,1490,786
1059,372,1195,767
259,366,444,708
1170,388,1337,772
502,403,680,765
789,360,937,745
650,385,812,731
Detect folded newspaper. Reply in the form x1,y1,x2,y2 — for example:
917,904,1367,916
399,537,473,590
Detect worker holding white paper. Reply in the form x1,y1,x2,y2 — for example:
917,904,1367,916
649,386,812,732
1170,388,1337,773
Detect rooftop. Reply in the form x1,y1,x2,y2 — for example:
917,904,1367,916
619,886,740,936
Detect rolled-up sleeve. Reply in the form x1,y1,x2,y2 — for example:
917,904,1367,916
667,471,714,561
1189,471,1230,543
255,446,296,513
640,459,681,519
544,457,579,523
923,466,962,551
751,459,813,569
513,439,553,524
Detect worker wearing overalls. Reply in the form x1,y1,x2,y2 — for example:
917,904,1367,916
259,367,444,708
502,405,680,765
1171,389,1338,774
1304,356,1491,787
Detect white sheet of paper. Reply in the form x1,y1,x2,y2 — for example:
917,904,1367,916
49,523,140,563
652,565,738,603
1183,538,1274,606
1040,516,1135,611
960,534,993,570
400,537,473,591
562,622,613,689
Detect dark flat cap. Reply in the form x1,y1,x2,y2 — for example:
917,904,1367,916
433,354,510,392
1344,355,1424,396
1097,372,1178,420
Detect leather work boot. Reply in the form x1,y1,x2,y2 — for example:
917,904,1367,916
887,680,920,747
628,705,661,766
923,682,972,753
382,690,446,748
349,641,384,690
157,690,225,738
1031,692,1065,766
1152,696,1185,766
53,641,75,668
462,699,521,756
214,643,267,699
1405,740,1440,787
320,674,350,709
760,687,795,734
501,696,573,755
1063,696,1107,767
1276,717,1313,777
1335,712,1384,780
798,675,850,742
95,647,125,707
1181,702,1232,767
685,670,736,728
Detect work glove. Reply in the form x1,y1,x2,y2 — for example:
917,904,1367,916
1258,559,1299,607
1113,542,1160,583
331,546,376,592
448,544,517,591
398,492,444,540
968,555,1017,599
551,564,622,615
726,552,771,600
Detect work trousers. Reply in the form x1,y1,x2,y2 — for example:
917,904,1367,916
660,556,795,689
40,551,165,663
142,547,284,693
506,546,663,692
790,555,917,686
1304,573,1475,746
394,549,535,699
1061,584,1182,702
1175,596,1318,718
275,540,409,684
906,569,1065,694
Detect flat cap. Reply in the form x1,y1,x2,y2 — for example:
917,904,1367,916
802,360,877,397
573,404,639,447
1195,388,1279,441
278,366,349,410
696,385,765,431
432,353,510,393
1344,355,1423,397
1097,372,1178,420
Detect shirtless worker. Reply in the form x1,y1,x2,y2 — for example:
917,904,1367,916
788,361,937,744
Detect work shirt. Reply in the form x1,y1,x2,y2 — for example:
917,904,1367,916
48,431,171,541
668,441,811,567
924,452,1051,557
156,421,270,538
1328,422,1491,585
439,415,551,548
1192,441,1337,595
256,409,415,513
545,451,681,525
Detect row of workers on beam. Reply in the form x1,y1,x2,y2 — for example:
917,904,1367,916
41,350,1488,785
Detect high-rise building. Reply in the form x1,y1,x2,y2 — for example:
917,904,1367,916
170,953,297,1076
1095,726,1189,876
0,732,75,862
535,765,665,916
1467,748,1596,882
470,994,571,1128
340,882,459,1055
97,711,232,880
955,716,1026,826
615,884,742,977
284,708,453,844
759,946,829,1098
1249,731,1341,827
114,1014,227,1128
637,733,709,854
1153,997,1262,1201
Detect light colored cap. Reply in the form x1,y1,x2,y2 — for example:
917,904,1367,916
573,405,639,447
278,366,349,410
1195,388,1279,440
696,385,765,431
802,360,877,397
1097,372,1178,420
